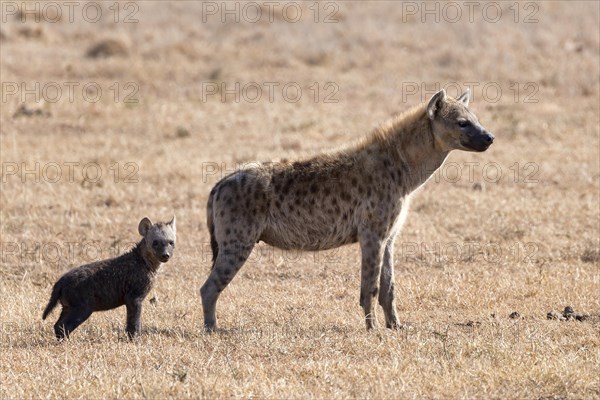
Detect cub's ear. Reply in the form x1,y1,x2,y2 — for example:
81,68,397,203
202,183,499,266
138,217,153,236
427,89,446,120
167,215,176,232
456,88,470,107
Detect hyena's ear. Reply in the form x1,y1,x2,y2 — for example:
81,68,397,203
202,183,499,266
456,88,470,107
138,217,153,237
427,89,446,120
167,215,176,232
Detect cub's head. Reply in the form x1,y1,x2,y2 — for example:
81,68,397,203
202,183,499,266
427,89,494,152
138,216,176,263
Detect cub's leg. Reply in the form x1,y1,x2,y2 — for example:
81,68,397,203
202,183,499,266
125,295,143,339
56,305,92,338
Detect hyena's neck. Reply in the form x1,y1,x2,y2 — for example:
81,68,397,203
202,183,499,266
133,239,162,273
361,105,450,194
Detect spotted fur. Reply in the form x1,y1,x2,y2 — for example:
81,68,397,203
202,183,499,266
200,89,494,330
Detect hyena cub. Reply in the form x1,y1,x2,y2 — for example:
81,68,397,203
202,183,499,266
42,217,176,339
201,89,494,331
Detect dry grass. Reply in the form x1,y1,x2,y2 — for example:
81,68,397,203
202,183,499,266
1,1,599,398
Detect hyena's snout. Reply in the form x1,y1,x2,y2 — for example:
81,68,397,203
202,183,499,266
154,242,173,262
462,126,494,152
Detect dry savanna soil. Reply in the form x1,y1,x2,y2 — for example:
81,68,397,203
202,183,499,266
0,1,599,398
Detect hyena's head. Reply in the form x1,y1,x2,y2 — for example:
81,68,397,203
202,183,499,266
138,216,176,263
426,89,494,152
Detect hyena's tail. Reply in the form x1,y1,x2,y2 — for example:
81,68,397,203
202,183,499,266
42,281,62,320
207,186,218,267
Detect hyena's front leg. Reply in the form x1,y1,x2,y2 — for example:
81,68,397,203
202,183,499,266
379,237,401,329
358,230,386,330
125,296,143,339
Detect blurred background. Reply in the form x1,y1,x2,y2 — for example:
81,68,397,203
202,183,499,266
1,0,598,275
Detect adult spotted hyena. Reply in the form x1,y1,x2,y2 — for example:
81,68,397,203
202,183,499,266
43,217,176,339
201,89,493,330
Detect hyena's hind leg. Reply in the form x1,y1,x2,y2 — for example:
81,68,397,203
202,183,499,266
53,307,70,339
54,305,92,339
200,240,256,331
378,237,401,329
201,169,269,331
358,229,386,330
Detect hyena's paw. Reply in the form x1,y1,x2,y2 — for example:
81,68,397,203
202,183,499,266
365,316,378,330
387,321,413,331
386,321,400,330
54,324,68,340
203,321,217,333
126,331,138,340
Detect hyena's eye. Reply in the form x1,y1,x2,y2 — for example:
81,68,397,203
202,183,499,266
152,240,159,247
168,240,174,246
458,120,470,128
